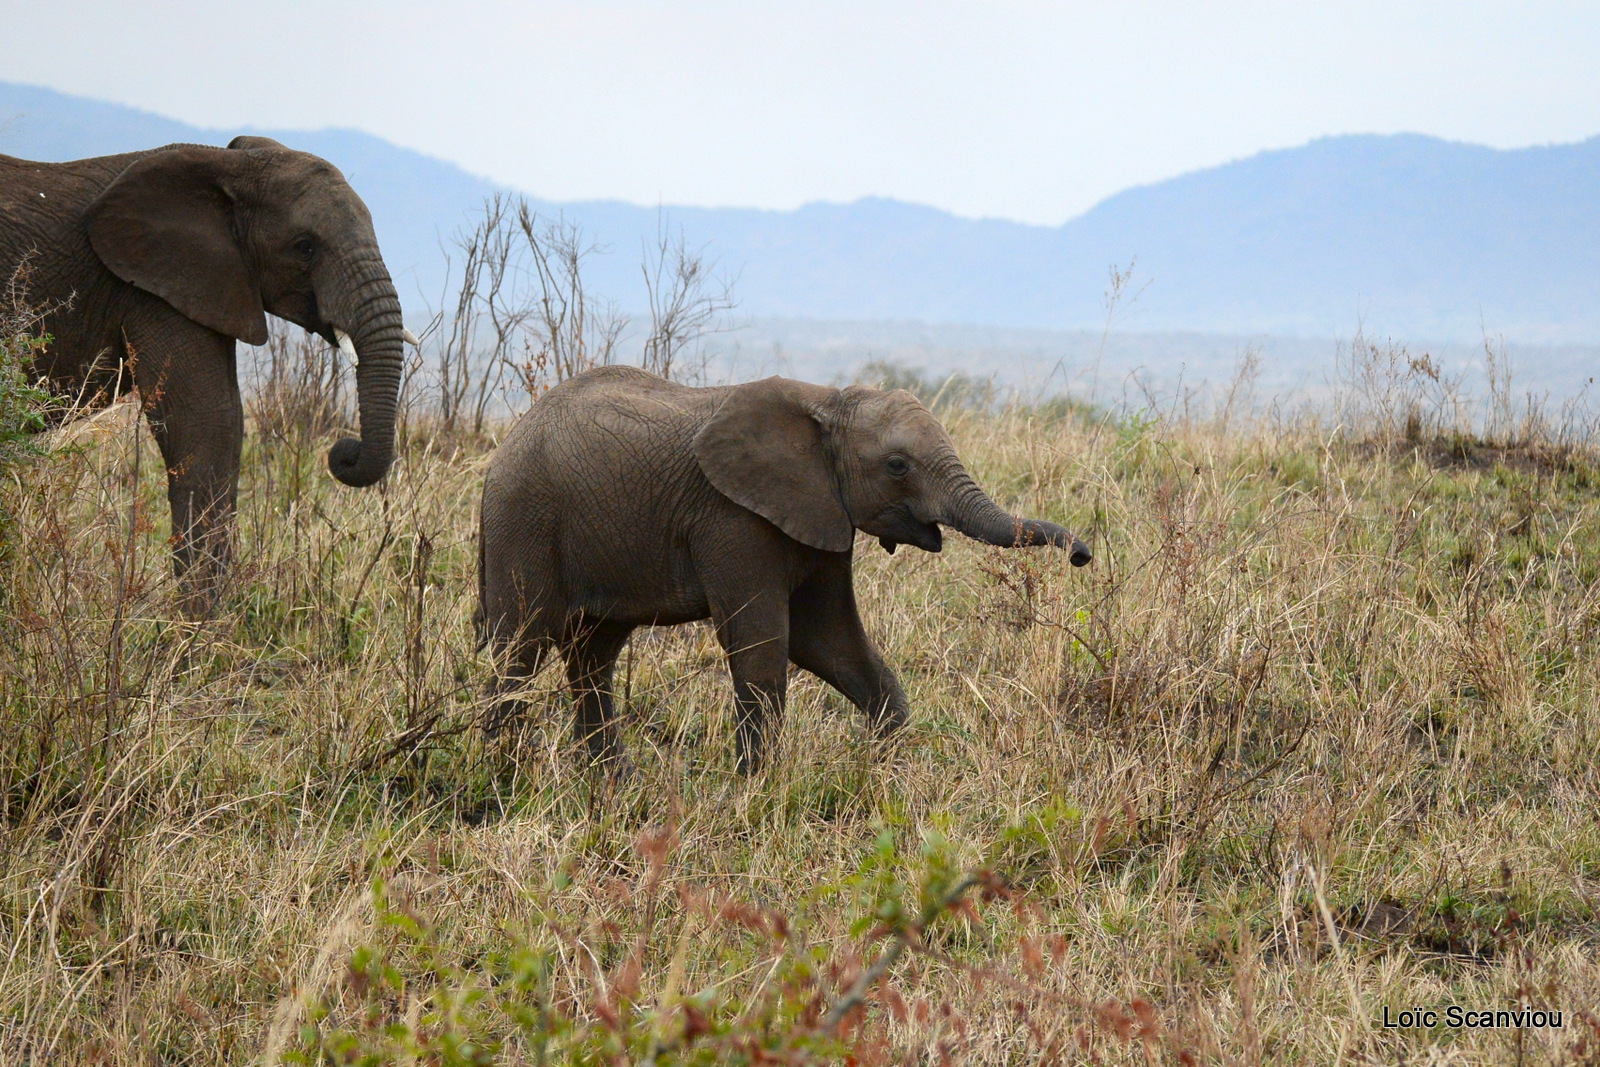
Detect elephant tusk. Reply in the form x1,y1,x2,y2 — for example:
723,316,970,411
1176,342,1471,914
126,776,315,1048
401,327,420,346
333,328,358,361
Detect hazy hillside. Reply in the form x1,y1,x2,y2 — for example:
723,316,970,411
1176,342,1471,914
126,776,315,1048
1065,133,1600,343
3,80,1598,344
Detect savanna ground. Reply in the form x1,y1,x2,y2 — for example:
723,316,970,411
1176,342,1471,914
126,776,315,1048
4,291,1600,1065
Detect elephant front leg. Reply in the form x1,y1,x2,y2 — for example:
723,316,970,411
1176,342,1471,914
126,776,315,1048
714,600,790,774
135,333,244,617
788,556,909,737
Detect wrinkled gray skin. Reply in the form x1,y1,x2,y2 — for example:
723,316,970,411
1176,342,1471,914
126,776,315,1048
0,137,404,613
479,366,1092,775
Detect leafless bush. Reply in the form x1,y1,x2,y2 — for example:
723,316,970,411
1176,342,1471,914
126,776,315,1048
416,198,626,427
1327,324,1599,452
245,323,347,447
512,202,628,395
412,198,737,429
1478,330,1575,447
640,219,738,383
1213,343,1262,438
436,194,521,435
1332,325,1470,443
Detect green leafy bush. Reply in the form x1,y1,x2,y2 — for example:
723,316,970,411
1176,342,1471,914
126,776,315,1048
0,271,54,548
275,823,1141,1066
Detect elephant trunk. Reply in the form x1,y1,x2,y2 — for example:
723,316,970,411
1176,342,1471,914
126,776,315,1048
326,252,404,488
940,463,1092,566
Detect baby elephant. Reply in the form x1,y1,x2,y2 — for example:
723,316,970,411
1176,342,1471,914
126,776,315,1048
478,366,1090,774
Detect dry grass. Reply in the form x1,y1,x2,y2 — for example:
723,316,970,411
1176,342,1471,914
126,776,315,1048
4,344,1600,1064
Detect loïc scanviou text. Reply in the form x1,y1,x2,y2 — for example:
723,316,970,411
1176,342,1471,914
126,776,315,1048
1382,1006,1563,1029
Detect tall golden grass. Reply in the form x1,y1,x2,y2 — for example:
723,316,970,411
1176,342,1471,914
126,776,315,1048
2,326,1599,1064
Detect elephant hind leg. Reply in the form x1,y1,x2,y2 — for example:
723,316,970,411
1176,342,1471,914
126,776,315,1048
787,559,909,737
482,636,554,738
480,560,564,735
561,619,634,772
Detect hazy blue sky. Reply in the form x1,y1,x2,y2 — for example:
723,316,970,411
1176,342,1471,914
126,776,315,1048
6,1,1599,223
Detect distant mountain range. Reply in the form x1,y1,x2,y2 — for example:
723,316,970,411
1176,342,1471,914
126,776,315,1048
3,80,1597,344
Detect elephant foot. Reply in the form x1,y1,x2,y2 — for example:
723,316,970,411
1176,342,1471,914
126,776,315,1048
735,744,773,776
870,700,910,738
591,749,637,786
175,586,226,623
868,725,907,765
482,695,530,738
172,559,226,619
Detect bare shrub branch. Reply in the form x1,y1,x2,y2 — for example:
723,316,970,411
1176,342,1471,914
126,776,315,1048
436,194,524,435
512,202,628,394
640,218,738,383
247,323,347,448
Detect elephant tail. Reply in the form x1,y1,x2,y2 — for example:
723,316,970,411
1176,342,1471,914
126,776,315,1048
473,524,488,651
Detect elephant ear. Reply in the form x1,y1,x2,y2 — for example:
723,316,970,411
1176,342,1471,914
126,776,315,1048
227,135,288,152
693,377,855,552
86,147,268,345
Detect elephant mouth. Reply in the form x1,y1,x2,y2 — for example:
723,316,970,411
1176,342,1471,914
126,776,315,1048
886,520,942,554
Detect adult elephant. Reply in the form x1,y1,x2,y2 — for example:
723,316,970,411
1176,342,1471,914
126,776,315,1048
479,366,1093,776
0,136,407,612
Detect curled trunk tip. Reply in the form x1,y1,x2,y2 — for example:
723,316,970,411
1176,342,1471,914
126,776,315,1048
328,436,389,486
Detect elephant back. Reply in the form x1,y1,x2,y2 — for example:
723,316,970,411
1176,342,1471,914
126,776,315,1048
512,366,731,450
488,365,731,506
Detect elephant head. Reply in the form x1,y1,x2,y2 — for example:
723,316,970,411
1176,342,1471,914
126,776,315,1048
84,136,403,487
693,377,1093,565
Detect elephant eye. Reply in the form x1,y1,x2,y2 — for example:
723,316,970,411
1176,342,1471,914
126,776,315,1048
885,455,910,478
291,235,317,260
